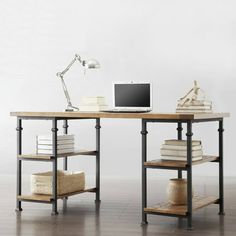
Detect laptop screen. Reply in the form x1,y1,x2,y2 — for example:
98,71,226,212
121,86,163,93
114,83,151,107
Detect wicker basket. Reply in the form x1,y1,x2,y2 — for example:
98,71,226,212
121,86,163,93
31,170,85,195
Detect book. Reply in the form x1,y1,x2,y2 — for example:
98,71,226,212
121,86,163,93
176,109,213,113
37,144,74,150
161,149,203,157
164,140,201,146
161,155,202,161
176,106,212,110
37,148,74,155
161,144,202,151
177,100,212,106
81,96,106,105
37,139,74,145
37,134,74,141
79,105,108,111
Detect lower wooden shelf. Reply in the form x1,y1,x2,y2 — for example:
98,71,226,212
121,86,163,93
17,187,97,203
144,155,219,169
144,196,218,216
18,150,97,161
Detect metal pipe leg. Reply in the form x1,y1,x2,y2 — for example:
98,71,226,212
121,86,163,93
177,122,183,179
16,118,23,212
63,120,69,204
186,121,193,230
218,120,225,215
141,119,148,225
95,118,101,203
52,118,58,215
63,120,68,171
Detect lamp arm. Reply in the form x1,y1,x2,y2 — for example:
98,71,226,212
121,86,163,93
56,54,83,111
57,54,83,77
60,77,73,107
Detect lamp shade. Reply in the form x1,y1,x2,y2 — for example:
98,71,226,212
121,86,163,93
84,59,100,69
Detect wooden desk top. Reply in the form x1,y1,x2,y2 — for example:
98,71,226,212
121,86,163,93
10,111,229,120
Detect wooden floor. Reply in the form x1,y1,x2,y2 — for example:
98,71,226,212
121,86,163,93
0,176,236,236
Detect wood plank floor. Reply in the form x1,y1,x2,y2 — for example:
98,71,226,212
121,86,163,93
0,176,235,236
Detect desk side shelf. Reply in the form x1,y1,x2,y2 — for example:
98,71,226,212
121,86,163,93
18,150,97,161
144,155,219,169
17,187,97,203
144,196,218,216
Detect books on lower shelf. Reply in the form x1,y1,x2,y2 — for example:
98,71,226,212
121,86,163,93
79,96,108,111
37,149,74,155
161,155,202,161
160,139,203,162
36,134,75,155
161,149,203,157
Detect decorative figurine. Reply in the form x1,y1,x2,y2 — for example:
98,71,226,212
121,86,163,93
176,81,213,113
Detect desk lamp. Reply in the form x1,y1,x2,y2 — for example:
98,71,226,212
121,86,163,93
56,54,100,111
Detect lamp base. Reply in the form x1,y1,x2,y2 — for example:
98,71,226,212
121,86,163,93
64,105,79,112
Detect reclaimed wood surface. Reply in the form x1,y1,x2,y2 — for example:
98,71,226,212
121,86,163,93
144,155,219,168
18,150,97,160
144,196,218,216
10,111,230,120
17,187,97,202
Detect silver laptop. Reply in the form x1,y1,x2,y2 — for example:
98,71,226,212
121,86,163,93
102,82,152,113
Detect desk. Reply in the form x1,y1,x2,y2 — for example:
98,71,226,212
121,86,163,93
10,111,229,229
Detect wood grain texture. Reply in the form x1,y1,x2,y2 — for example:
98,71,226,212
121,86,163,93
18,150,97,160
10,111,230,120
144,155,219,168
144,196,218,216
1,177,235,234
17,188,97,202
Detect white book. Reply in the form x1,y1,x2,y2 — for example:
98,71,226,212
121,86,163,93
81,101,106,106
161,144,202,151
161,149,203,157
37,148,74,155
176,109,213,113
81,96,106,104
37,140,74,145
176,106,212,110
79,105,108,111
161,156,203,161
37,144,74,150
37,134,74,141
177,100,212,106
164,140,201,146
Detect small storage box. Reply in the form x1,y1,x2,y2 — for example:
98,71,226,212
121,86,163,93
31,170,85,195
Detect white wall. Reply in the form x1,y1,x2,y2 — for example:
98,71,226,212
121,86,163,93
0,0,235,178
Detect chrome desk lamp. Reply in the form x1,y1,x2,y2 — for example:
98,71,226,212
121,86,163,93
56,54,100,111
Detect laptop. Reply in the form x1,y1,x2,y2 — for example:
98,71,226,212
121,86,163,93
102,82,152,113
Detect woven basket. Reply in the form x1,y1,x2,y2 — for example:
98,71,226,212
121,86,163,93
31,170,85,195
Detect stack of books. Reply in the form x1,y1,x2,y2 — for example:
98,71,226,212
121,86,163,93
79,96,108,111
176,100,213,113
160,139,203,161
36,134,75,155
